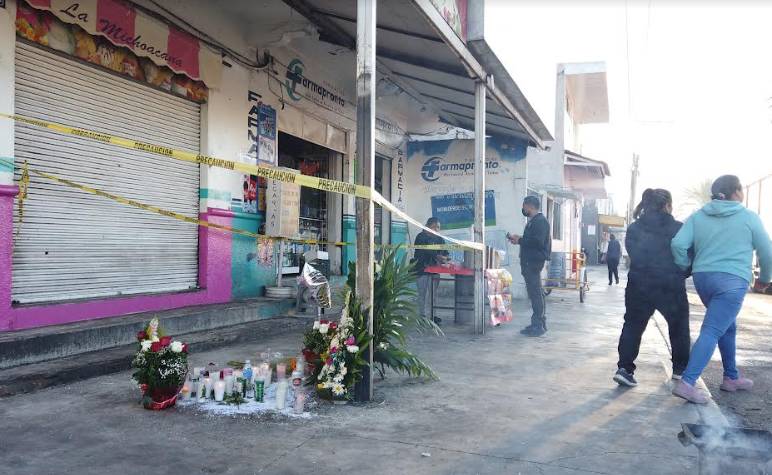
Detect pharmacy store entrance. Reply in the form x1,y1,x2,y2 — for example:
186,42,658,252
276,132,339,276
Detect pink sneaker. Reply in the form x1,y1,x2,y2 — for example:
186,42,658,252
720,375,754,392
672,380,709,404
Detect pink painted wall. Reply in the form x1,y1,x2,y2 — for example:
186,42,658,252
0,192,233,331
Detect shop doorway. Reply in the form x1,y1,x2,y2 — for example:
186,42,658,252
276,132,333,275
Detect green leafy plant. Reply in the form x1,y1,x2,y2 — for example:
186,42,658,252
347,246,441,380
223,392,246,408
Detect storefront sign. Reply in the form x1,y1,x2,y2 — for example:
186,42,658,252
430,0,468,42
431,190,496,230
21,0,221,87
394,150,406,213
420,155,501,182
266,169,300,238
16,1,209,101
283,57,348,114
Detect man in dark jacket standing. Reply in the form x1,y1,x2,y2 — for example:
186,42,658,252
606,234,622,285
508,196,552,337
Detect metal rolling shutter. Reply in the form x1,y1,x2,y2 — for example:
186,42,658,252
12,41,201,304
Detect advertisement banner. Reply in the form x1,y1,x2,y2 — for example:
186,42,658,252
257,104,277,165
430,0,468,42
431,190,496,230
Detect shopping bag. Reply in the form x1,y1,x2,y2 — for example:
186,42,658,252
485,268,513,326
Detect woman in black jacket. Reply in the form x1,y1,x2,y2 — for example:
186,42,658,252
613,189,691,387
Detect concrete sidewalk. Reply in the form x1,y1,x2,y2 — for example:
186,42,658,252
0,269,723,474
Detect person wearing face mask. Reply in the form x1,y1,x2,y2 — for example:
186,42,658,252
508,196,552,337
671,175,772,404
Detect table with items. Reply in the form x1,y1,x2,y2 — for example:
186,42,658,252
424,264,474,324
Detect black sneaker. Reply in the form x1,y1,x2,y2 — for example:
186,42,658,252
614,368,638,387
520,325,536,335
521,325,546,337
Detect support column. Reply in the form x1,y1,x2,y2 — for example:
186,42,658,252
473,79,486,335
354,0,376,402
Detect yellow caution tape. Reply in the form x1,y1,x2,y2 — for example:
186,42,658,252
16,161,29,237
373,190,484,252
0,113,372,199
11,160,467,251
0,114,484,252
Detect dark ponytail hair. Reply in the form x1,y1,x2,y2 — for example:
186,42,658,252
633,188,672,220
711,175,742,201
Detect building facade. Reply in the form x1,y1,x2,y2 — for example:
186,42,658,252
0,0,551,332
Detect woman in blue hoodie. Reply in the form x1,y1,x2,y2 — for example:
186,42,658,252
671,175,772,404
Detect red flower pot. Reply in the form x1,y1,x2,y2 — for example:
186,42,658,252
139,385,182,410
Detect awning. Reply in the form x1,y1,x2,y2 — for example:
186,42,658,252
598,214,626,227
282,0,552,146
22,0,222,87
565,150,610,199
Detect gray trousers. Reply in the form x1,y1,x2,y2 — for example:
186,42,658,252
522,263,546,328
416,274,440,319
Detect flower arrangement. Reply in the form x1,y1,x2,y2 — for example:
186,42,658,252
347,247,440,380
131,318,189,410
304,293,371,400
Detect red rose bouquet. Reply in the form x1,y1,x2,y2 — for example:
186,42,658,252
131,318,189,409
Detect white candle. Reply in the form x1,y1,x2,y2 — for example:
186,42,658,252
260,363,271,385
203,377,213,399
276,363,287,380
224,375,234,395
275,380,288,410
293,391,306,414
214,379,225,402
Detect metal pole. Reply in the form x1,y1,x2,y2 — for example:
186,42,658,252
277,240,284,288
473,79,486,335
628,154,639,223
354,0,376,402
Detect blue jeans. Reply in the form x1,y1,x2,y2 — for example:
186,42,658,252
682,272,748,386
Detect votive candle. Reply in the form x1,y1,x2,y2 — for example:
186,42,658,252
275,380,288,410
276,363,287,380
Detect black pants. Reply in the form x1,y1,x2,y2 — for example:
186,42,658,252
607,258,620,284
521,263,546,329
617,279,691,374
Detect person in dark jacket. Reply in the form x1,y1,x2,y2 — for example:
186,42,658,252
607,235,622,285
414,217,450,324
508,196,552,337
613,189,691,387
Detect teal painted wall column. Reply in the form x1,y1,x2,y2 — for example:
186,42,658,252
391,219,409,262
342,214,357,275
231,211,274,299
